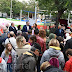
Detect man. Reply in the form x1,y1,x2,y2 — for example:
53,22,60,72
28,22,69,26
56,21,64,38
55,25,65,37
50,24,56,34
9,23,17,35
1,28,8,39
5,31,17,49
34,29,46,54
15,46,40,72
22,21,31,32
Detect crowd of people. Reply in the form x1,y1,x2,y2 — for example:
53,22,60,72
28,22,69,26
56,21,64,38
0,21,72,72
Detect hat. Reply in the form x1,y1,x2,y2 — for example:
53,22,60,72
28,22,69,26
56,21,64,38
32,42,42,54
65,29,71,33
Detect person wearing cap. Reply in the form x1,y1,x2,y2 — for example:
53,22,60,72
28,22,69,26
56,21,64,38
16,46,40,72
40,61,64,72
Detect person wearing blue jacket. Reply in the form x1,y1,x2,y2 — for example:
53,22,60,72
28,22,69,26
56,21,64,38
22,21,31,32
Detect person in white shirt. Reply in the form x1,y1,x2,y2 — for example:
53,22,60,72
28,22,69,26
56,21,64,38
5,31,17,50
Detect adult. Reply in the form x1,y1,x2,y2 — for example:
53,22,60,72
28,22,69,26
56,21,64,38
39,29,46,43
40,61,64,72
22,21,31,32
55,25,65,37
16,46,40,72
9,23,17,35
17,30,22,36
32,23,38,35
16,36,31,57
46,33,56,49
56,36,64,52
17,25,21,30
64,49,72,72
50,24,56,34
40,39,65,69
5,31,17,50
29,35,42,72
45,26,50,37
22,32,29,42
34,29,46,54
1,28,8,39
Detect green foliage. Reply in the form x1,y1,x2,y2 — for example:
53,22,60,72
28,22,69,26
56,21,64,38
0,0,35,17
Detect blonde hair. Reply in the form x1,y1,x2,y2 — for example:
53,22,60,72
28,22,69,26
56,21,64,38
40,61,51,71
49,39,60,47
16,36,25,48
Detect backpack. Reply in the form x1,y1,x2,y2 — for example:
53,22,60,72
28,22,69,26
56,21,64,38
16,51,36,72
49,56,59,68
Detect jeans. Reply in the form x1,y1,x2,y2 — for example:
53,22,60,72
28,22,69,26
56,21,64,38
7,63,12,72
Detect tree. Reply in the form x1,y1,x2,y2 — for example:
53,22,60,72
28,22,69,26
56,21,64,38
38,0,72,28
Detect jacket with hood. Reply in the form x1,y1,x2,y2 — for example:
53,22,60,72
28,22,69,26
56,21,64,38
15,51,37,72
46,33,55,49
64,57,72,72
40,46,65,69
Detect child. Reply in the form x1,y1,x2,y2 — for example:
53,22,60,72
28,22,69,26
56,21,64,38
1,43,17,72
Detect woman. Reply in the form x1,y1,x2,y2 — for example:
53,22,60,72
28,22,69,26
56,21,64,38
32,23,38,35
16,36,31,56
29,35,37,46
17,25,21,30
39,29,46,42
1,43,17,72
40,39,65,69
63,49,72,72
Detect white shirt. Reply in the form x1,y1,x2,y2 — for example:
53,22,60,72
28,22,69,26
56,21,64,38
27,26,29,30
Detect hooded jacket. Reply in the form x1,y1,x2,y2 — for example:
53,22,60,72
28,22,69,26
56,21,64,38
40,46,65,69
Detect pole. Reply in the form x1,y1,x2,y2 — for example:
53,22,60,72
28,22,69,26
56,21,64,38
10,0,12,19
68,13,70,27
35,3,37,21
20,10,22,21
32,14,33,19
28,12,29,20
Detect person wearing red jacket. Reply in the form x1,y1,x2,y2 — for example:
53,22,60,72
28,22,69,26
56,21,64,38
64,49,72,72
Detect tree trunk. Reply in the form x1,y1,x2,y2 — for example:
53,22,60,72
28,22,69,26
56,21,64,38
55,10,65,29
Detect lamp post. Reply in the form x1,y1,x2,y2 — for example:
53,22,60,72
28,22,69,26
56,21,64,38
10,0,12,19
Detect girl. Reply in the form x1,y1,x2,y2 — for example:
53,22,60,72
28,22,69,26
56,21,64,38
1,43,17,72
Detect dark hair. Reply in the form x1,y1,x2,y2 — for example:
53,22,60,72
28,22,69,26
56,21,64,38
31,46,36,52
56,36,63,43
30,35,37,43
66,49,72,56
17,25,21,30
11,23,13,26
34,29,39,35
26,21,29,24
21,32,29,42
34,23,37,27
